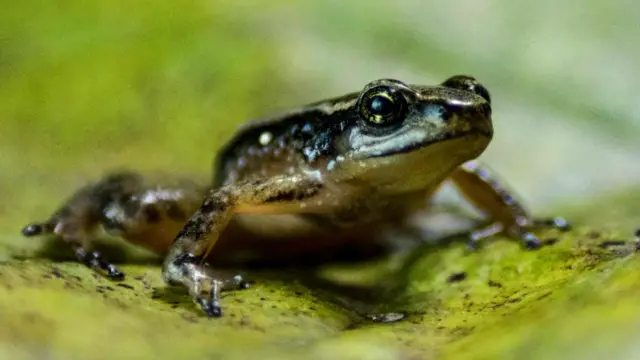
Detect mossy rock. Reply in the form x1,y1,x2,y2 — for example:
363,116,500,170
1,191,638,360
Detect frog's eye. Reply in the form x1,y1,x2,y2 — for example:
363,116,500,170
358,86,407,126
441,75,491,104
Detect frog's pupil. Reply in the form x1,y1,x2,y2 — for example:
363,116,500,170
369,96,393,115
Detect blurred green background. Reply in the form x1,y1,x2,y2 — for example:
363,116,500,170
3,0,639,221
1,1,640,359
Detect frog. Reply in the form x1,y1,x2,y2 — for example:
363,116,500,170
21,75,570,317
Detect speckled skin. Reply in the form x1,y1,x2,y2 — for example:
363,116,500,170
22,76,569,317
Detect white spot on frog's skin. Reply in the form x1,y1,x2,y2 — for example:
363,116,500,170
327,160,336,171
304,147,316,161
135,189,185,205
259,132,273,146
303,169,323,181
104,205,119,219
102,204,127,236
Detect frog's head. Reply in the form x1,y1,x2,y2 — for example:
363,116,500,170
334,75,493,193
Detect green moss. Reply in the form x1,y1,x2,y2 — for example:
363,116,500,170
1,219,639,359
0,260,357,359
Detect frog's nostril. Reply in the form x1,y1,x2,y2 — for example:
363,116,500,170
473,85,491,104
479,103,492,117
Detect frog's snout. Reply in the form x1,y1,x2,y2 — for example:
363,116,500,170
478,102,491,119
467,101,493,138
477,110,494,138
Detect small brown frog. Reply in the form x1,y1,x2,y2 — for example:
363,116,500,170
22,76,569,317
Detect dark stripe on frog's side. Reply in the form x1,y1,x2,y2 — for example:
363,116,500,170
213,95,359,187
263,182,324,203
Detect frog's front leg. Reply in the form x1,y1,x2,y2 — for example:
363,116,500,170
162,173,323,317
450,161,570,249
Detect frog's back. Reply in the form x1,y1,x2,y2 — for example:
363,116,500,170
213,93,359,187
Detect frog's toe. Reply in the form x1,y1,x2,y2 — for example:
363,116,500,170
195,277,248,318
467,221,554,250
75,248,125,281
238,279,251,290
21,222,54,237
106,267,125,281
522,232,542,250
162,253,251,317
534,217,572,232
228,274,251,290
198,298,223,317
21,223,43,236
466,239,480,251
209,305,223,317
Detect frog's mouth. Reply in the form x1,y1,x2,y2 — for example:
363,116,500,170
364,129,493,159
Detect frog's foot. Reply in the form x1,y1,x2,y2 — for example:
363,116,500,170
468,216,571,251
21,220,125,281
22,221,57,237
163,255,250,317
74,248,124,280
533,217,572,232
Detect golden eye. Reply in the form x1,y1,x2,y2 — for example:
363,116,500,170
359,86,407,126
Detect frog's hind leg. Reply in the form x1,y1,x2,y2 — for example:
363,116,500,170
23,220,124,280
450,161,571,250
21,172,145,280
